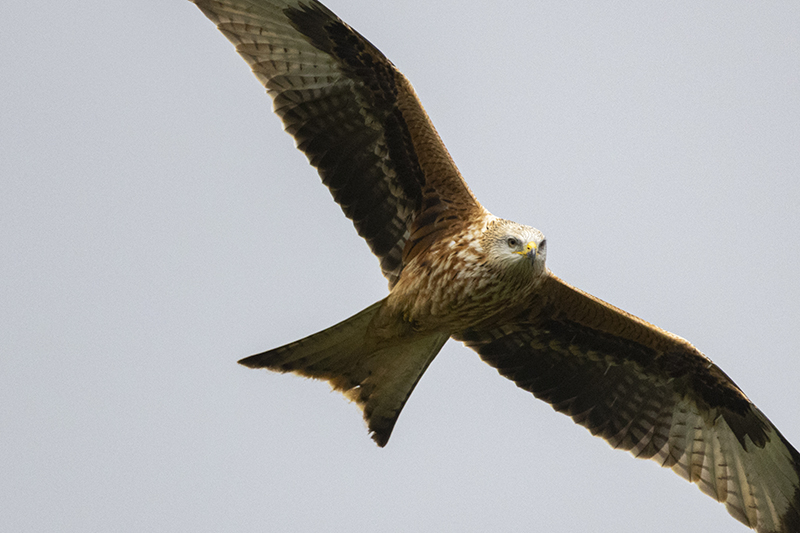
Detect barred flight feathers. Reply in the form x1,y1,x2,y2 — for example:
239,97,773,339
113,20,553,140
192,0,481,287
456,275,800,532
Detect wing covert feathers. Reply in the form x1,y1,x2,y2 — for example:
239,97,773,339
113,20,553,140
456,274,800,533
191,0,481,287
239,300,448,446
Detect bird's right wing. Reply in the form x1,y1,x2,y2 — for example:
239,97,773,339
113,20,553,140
190,0,484,286
455,274,800,533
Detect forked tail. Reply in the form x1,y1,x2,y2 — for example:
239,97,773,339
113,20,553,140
240,300,449,446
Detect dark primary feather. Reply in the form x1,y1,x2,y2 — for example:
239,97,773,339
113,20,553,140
194,0,480,286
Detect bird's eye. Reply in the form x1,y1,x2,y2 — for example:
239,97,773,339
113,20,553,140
506,237,519,248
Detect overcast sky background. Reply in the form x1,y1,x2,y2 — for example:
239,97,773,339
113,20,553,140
3,1,800,532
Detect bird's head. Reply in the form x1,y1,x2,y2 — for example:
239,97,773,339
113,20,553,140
482,219,547,278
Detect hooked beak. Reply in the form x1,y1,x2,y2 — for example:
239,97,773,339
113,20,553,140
514,241,538,262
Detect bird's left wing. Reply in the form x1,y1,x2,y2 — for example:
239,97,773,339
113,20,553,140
455,274,800,533
190,0,483,286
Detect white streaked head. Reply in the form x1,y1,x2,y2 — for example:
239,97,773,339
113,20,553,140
482,218,547,277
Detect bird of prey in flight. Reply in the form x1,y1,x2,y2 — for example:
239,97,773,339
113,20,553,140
189,1,800,531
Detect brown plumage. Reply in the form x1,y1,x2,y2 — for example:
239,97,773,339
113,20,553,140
189,1,800,531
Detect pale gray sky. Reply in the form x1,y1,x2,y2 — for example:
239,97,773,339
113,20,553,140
2,1,799,532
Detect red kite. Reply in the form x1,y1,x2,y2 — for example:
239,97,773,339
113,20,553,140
190,1,800,531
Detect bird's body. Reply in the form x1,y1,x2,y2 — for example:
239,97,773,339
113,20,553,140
188,1,800,531
385,217,546,331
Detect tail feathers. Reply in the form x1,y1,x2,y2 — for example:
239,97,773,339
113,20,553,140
239,301,383,375
239,301,449,446
346,333,449,446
